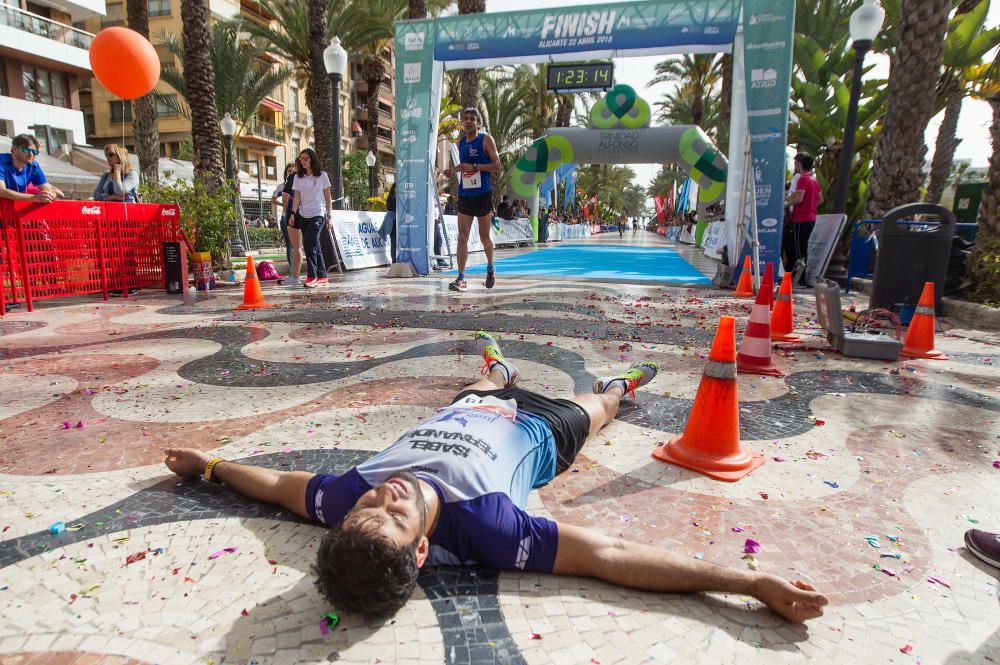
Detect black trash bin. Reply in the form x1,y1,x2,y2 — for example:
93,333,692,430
870,203,955,315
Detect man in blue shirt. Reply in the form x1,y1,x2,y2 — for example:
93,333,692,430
0,134,59,204
164,332,828,625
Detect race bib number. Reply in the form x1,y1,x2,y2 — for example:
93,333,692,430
447,394,517,421
462,170,482,190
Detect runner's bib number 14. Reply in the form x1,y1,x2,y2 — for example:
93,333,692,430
462,170,482,191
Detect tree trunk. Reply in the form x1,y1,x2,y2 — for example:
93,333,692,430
457,0,485,109
556,95,572,127
126,0,159,186
180,0,224,190
363,55,385,193
865,0,951,219
717,53,732,148
307,0,336,170
362,55,385,157
924,95,963,204
408,0,427,19
966,97,1000,301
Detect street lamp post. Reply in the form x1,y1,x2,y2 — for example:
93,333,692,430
323,36,348,211
831,0,885,216
825,0,885,282
365,150,377,199
220,112,245,258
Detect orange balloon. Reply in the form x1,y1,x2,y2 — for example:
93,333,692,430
89,27,160,100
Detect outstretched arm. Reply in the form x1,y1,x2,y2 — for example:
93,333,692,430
553,523,828,623
164,447,314,520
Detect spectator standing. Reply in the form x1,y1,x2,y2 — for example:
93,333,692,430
92,144,139,202
274,163,303,286
782,153,823,272
291,149,333,288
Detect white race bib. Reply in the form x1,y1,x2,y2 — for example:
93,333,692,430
462,170,482,190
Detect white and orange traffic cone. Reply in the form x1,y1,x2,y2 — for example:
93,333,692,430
653,316,765,482
737,282,783,376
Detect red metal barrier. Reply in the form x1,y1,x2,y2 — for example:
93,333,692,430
0,200,181,314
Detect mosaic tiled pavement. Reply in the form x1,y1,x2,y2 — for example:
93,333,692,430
1,234,998,665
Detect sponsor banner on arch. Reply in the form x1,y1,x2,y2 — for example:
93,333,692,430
434,0,739,65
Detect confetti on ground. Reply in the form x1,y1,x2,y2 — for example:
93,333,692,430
900,645,913,654
865,536,882,548
125,550,147,565
743,539,761,554
208,547,239,559
927,576,951,589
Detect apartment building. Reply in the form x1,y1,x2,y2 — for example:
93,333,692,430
349,47,396,182
0,0,105,154
81,0,395,211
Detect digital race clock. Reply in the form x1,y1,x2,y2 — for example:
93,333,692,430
546,62,614,92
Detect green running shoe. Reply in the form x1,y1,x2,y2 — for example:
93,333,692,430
593,362,659,399
473,331,519,387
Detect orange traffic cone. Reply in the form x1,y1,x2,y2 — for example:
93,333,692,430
737,283,783,376
653,316,764,482
900,282,946,360
236,256,273,310
760,262,775,310
732,256,754,297
770,273,801,343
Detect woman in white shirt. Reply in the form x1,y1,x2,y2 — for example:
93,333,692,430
291,149,333,288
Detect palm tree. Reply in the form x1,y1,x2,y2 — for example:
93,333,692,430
179,0,225,188
647,165,687,199
865,0,952,219
966,60,999,303
655,81,721,134
457,0,486,108
158,20,293,134
126,0,159,185
925,0,1000,204
246,0,377,168
478,68,535,195
649,55,721,128
308,0,336,169
717,53,733,149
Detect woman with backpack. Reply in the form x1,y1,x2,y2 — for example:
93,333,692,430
92,144,140,202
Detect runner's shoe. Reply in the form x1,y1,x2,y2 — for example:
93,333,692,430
965,529,1000,569
314,277,329,287
485,266,496,289
303,277,318,288
593,362,659,399
449,278,468,292
474,330,518,387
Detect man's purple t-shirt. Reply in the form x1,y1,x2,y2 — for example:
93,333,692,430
305,395,561,573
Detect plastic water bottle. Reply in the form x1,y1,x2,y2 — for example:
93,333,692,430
184,286,196,305
229,269,237,283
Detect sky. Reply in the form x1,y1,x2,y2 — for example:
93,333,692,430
484,0,999,190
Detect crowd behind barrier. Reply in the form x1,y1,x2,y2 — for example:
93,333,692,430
0,199,181,314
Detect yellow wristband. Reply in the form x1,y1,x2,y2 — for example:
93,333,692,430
204,458,225,482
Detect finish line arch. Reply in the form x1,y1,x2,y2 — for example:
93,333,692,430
393,0,794,277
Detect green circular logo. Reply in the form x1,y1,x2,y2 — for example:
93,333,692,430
510,135,574,198
679,127,727,204
590,85,651,129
